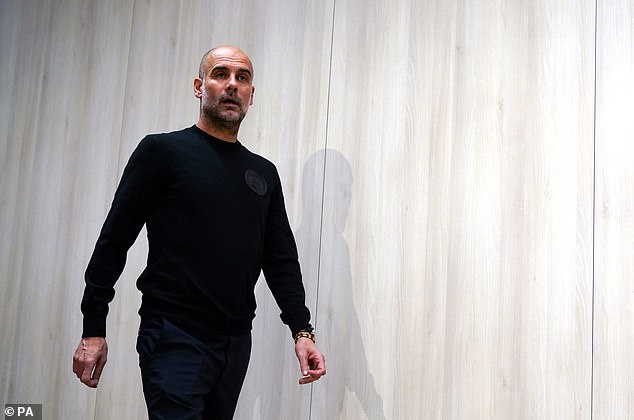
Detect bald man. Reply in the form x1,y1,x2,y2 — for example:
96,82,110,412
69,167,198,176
73,46,325,419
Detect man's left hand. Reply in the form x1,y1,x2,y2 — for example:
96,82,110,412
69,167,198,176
295,338,326,385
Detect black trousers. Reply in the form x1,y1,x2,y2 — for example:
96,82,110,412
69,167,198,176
136,317,252,420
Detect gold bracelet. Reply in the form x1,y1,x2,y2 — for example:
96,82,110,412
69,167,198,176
293,330,315,344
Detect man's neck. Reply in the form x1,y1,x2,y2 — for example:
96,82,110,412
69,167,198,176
196,118,240,143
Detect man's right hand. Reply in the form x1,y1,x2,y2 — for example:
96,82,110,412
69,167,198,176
72,337,108,388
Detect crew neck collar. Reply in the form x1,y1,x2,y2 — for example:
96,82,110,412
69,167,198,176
191,124,241,147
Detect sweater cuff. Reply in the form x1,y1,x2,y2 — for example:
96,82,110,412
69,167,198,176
82,315,107,338
289,321,313,337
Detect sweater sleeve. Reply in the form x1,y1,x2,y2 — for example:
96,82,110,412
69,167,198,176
81,136,165,337
261,172,312,336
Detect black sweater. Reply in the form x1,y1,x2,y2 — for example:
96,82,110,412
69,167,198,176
81,125,311,338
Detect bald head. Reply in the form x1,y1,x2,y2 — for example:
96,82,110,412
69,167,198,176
198,46,254,80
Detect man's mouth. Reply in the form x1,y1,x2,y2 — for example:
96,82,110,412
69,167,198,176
221,97,240,107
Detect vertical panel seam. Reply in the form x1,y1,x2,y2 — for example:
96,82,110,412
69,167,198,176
309,0,337,419
590,0,598,419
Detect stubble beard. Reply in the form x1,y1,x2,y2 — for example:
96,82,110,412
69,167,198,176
201,100,246,132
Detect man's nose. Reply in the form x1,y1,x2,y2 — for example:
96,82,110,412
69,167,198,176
226,74,238,89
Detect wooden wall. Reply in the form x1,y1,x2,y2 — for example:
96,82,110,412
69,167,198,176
593,0,634,418
0,0,631,419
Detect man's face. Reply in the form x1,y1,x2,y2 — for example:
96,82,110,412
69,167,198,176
196,47,255,127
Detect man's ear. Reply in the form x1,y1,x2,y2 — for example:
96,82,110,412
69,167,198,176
194,77,203,99
249,86,255,106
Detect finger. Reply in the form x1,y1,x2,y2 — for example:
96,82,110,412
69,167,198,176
301,369,325,384
308,352,326,372
310,365,326,377
308,364,326,379
72,353,79,377
92,357,107,385
299,371,321,385
80,363,98,388
299,371,313,385
72,348,84,379
297,352,310,377
299,365,326,384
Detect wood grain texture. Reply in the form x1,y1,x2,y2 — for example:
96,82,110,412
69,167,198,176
0,1,330,419
0,1,333,419
1,0,629,420
593,0,634,418
313,0,594,418
0,0,135,418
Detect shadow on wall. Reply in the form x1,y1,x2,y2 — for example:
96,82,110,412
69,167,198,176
297,149,387,420
240,149,386,419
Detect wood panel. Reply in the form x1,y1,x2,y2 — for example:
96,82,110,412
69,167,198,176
314,0,595,418
0,0,332,419
593,0,634,418
2,1,622,420
92,2,189,417
0,0,134,418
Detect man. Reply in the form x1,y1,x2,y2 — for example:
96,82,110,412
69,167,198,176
72,45,326,419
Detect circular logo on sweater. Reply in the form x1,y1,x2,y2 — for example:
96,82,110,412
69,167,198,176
245,169,267,196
